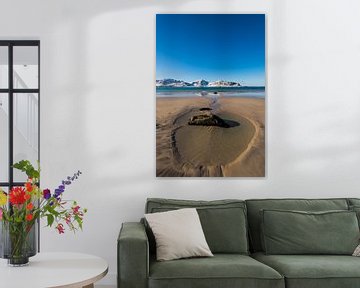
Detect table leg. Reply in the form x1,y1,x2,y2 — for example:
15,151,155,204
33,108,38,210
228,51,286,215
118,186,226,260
82,284,94,288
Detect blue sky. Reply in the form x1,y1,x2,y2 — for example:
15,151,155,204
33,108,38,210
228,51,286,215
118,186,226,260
156,14,265,86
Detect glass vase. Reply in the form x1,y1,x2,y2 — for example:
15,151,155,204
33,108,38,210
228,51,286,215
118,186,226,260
0,220,37,266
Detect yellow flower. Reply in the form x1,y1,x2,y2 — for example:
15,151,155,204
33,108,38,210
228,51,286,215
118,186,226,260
0,189,7,206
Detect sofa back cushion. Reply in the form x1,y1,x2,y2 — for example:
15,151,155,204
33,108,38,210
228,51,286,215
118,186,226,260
347,199,360,228
145,198,249,254
246,198,349,252
261,209,359,255
348,198,360,207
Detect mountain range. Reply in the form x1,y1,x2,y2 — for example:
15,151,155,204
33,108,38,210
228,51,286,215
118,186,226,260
156,79,242,88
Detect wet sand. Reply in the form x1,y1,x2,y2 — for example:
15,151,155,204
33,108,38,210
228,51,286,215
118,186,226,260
156,96,265,177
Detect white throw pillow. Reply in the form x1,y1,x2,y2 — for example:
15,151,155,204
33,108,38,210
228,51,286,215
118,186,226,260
353,244,360,256
145,208,213,261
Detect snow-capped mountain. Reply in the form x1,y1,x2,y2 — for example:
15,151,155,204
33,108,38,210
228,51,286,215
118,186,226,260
208,80,241,87
156,78,241,87
191,79,209,87
156,79,191,87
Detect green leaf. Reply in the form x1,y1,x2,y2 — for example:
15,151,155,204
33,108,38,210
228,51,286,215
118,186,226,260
13,160,30,170
12,160,40,180
75,215,83,230
46,205,60,217
47,214,54,227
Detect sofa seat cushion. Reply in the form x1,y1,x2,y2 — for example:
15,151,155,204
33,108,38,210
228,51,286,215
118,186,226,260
149,254,284,288
252,252,360,288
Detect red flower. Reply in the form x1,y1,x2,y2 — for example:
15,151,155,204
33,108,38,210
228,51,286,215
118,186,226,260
65,214,71,225
26,203,34,210
56,223,65,234
9,187,26,205
25,182,33,192
26,214,33,221
24,193,31,201
72,205,80,215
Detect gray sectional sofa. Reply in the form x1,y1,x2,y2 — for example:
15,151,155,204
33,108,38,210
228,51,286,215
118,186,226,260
118,198,360,288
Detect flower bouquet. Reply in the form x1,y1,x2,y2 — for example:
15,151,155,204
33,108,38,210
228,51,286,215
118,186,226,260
0,160,87,266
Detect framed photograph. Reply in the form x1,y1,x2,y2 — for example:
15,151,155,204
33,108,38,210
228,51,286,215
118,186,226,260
156,14,265,177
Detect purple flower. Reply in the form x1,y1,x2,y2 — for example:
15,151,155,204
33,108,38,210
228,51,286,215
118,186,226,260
54,170,82,199
54,189,63,198
43,189,51,200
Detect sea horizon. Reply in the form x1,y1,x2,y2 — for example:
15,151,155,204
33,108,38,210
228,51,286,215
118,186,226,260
156,86,265,98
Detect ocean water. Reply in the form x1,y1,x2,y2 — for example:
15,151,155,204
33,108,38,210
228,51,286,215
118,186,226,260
156,86,265,98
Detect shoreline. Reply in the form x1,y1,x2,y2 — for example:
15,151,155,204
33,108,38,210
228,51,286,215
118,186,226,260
156,96,265,177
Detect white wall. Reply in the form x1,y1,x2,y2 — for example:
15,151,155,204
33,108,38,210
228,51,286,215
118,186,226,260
1,0,360,285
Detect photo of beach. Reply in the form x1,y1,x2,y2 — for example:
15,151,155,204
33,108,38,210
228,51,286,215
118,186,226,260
156,14,265,177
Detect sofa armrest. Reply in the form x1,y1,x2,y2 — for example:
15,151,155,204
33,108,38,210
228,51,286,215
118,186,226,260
118,222,149,288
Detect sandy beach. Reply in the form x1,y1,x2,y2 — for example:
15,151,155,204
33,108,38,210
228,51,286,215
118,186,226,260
156,96,265,177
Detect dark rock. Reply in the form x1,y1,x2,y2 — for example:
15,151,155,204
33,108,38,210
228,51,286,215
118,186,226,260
188,113,230,128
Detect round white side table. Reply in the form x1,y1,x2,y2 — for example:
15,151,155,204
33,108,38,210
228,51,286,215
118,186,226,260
0,252,108,288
